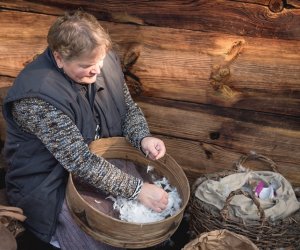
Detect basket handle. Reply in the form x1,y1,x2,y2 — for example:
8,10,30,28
235,152,279,173
220,189,266,223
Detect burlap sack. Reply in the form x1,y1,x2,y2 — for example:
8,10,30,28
182,229,258,250
194,171,300,221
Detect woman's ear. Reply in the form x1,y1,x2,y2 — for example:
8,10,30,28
53,51,64,68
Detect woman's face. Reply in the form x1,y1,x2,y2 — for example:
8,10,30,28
54,48,106,84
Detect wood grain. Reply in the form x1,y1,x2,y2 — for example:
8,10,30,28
0,0,299,40
135,97,300,182
155,135,300,186
0,4,299,187
107,23,300,116
0,11,51,77
0,11,299,116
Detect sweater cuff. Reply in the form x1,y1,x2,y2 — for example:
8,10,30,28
139,134,152,155
128,179,143,200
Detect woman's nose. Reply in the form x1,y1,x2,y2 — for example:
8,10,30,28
90,66,100,74
91,61,103,74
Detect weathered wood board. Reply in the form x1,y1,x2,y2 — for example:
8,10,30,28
156,135,300,186
0,0,300,39
137,97,300,185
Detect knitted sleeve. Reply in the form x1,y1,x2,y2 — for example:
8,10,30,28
122,82,151,150
11,97,142,199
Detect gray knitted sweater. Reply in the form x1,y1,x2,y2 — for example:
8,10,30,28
11,83,150,199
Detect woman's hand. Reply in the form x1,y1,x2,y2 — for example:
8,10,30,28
137,183,169,212
141,137,166,160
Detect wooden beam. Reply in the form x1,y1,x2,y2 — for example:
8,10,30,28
109,24,300,116
0,10,51,77
0,10,299,117
136,97,300,175
155,135,300,187
0,0,299,40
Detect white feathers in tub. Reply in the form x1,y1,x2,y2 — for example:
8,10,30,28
109,176,182,223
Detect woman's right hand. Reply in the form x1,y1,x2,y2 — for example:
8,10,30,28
137,183,169,213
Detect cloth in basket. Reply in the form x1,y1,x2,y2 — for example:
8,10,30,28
194,170,300,221
189,153,300,249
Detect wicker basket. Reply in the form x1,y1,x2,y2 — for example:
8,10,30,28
66,137,190,249
189,153,300,249
183,229,258,250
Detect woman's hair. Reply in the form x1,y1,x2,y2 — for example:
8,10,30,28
47,11,112,61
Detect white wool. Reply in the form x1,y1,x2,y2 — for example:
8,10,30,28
147,165,154,173
110,176,182,223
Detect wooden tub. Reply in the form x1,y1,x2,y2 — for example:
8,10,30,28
66,137,190,248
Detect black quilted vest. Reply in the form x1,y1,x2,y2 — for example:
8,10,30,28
3,48,126,242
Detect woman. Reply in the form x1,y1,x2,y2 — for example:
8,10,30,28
3,11,168,249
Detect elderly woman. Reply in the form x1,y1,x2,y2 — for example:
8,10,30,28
3,11,168,249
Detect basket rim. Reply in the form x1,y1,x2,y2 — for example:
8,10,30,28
67,137,190,225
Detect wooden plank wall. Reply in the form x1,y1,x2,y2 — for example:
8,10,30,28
0,0,299,186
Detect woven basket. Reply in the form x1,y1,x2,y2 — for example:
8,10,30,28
183,229,258,250
189,153,300,249
66,137,190,249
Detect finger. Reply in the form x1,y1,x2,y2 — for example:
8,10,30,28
151,144,161,157
153,200,167,209
152,207,162,213
155,147,166,160
145,151,150,158
160,203,168,211
162,196,169,204
150,149,161,160
160,193,168,201
146,150,157,161
154,152,163,160
161,198,168,206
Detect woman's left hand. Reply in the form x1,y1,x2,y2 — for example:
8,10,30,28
141,137,166,160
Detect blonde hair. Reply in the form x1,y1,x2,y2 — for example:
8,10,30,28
47,11,112,61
